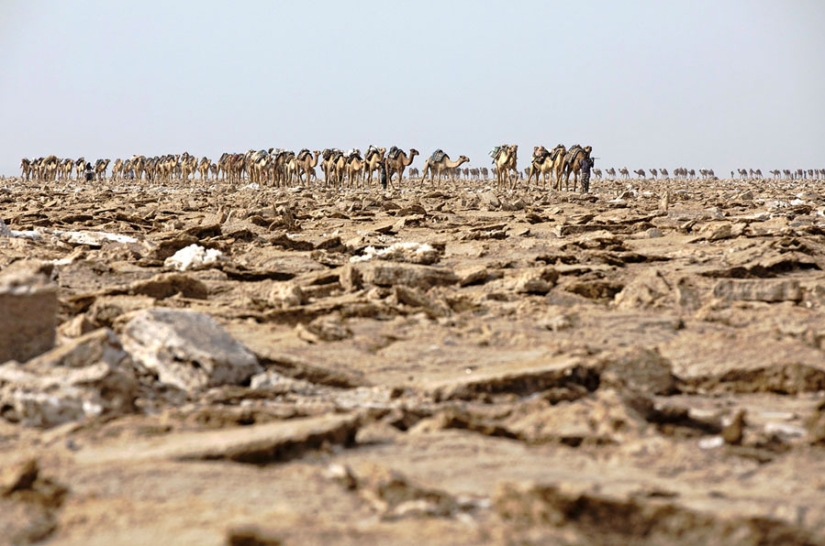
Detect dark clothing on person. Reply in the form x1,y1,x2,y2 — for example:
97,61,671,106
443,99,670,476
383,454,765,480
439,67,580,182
380,160,388,190
580,156,593,193
84,162,94,182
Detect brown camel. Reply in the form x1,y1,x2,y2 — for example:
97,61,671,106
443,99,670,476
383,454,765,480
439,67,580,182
93,159,110,181
420,150,470,186
198,157,211,180
295,150,321,184
345,154,366,187
111,158,124,180
20,158,32,180
560,145,592,192
364,146,386,186
528,144,566,188
385,147,419,186
491,144,518,189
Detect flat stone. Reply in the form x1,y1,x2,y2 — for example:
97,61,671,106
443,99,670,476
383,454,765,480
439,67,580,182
81,413,360,465
712,279,802,303
0,329,138,427
0,263,58,364
121,309,262,394
355,262,458,290
428,355,596,402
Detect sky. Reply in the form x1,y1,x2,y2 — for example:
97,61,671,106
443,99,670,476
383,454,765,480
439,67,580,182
1,0,823,178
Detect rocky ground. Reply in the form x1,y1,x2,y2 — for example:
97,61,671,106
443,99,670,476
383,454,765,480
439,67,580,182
2,174,825,545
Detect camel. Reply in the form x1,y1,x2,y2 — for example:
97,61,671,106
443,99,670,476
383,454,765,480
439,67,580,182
111,158,124,180
769,169,780,179
659,168,669,179
619,166,629,180
198,157,211,180
247,150,269,185
527,144,565,188
649,168,658,179
72,158,85,180
385,147,418,186
491,144,518,189
408,167,419,179
593,168,602,179
58,158,73,180
295,150,321,185
605,167,616,179
560,145,593,192
420,150,470,186
345,153,366,187
321,149,339,185
38,155,59,182
364,146,386,186
480,167,489,179
20,158,32,181
180,153,197,182
633,169,646,179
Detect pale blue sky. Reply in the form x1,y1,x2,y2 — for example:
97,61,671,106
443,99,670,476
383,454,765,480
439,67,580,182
1,0,823,178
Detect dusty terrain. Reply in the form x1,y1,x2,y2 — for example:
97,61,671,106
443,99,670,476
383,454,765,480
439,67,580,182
2,173,825,545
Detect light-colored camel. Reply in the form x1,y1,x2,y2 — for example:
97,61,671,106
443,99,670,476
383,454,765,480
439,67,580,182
492,144,518,189
74,158,86,180
345,154,366,187
94,159,110,181
385,148,419,186
619,166,629,179
111,158,124,180
198,157,211,180
364,146,386,186
180,153,197,182
606,167,616,179
295,150,321,184
527,144,565,188
420,151,470,186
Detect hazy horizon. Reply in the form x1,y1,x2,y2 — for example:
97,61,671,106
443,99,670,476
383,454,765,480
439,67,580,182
1,0,823,179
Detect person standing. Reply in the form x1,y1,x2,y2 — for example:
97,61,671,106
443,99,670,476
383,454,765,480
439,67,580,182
580,155,594,193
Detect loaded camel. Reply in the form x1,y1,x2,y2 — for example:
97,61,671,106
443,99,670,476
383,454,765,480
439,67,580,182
385,147,419,186
492,144,518,189
295,150,321,184
420,150,470,186
364,146,386,186
527,144,565,188
560,145,593,192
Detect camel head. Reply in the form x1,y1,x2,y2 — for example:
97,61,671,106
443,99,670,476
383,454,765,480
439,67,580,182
458,155,470,165
584,146,592,154
410,149,419,157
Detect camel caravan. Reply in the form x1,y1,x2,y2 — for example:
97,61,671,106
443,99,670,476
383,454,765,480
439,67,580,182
19,149,825,191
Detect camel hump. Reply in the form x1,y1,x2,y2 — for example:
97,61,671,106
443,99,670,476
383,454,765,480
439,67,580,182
297,149,311,160
430,149,446,163
388,146,400,159
365,145,380,160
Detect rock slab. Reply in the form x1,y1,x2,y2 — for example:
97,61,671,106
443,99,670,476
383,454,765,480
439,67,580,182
121,308,262,394
0,264,58,364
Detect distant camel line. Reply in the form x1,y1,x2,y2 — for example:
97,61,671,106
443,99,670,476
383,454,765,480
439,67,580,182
16,151,825,188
